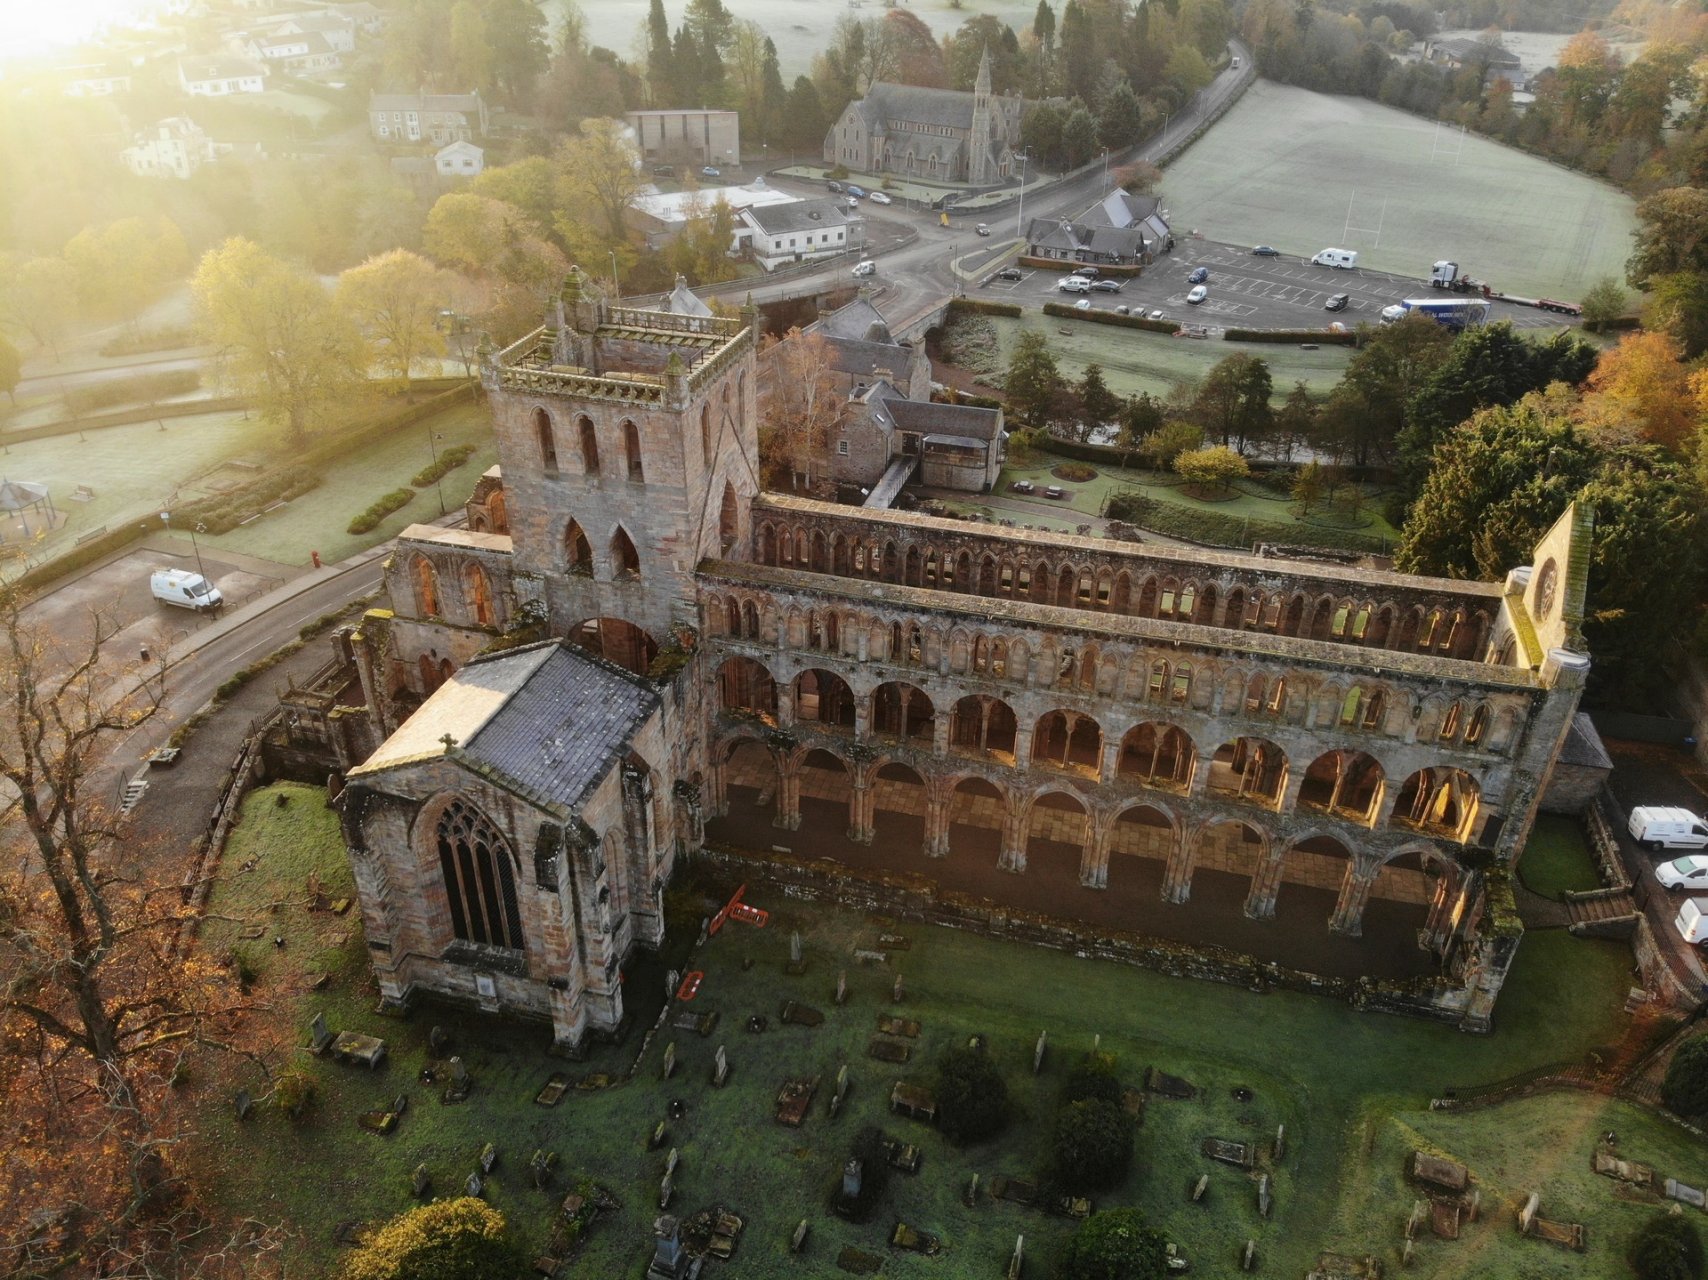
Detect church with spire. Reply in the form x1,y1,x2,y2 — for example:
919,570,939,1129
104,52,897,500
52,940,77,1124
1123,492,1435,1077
824,47,1025,186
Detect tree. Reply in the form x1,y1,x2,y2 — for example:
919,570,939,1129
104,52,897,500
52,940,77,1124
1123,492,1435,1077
783,77,828,154
1056,1208,1170,1280
338,1198,525,1280
554,118,646,252
1292,460,1327,513
1098,81,1146,149
0,333,18,404
1581,331,1694,452
3,256,77,355
1137,420,1201,469
483,0,550,105
470,157,558,235
192,238,369,445
1578,275,1629,331
1324,313,1454,468
1078,363,1120,439
62,217,189,323
1641,272,1708,360
1628,1211,1705,1280
1271,380,1317,460
1174,444,1250,494
1118,392,1165,450
1061,101,1101,168
424,192,530,274
1663,1036,1708,1119
759,328,842,494
882,9,948,87
337,250,451,391
1112,160,1162,195
1004,330,1062,424
1193,352,1272,452
934,1045,1011,1143
644,0,674,102
1627,187,1708,289
448,1,493,93
1053,1098,1133,1192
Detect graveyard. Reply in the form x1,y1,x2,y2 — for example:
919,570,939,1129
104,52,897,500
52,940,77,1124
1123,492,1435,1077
190,782,1705,1277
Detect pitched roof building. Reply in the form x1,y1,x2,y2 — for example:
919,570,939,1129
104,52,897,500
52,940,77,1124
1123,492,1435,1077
369,90,488,144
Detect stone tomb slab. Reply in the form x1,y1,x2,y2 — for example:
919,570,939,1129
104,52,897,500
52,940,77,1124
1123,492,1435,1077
1145,1067,1197,1100
535,1074,571,1107
1430,1198,1462,1240
868,1037,911,1064
774,1076,820,1127
1201,1138,1255,1169
836,1245,883,1275
672,1010,721,1038
331,1030,388,1069
780,1001,825,1028
875,1015,920,1039
990,1176,1039,1206
1409,1151,1469,1194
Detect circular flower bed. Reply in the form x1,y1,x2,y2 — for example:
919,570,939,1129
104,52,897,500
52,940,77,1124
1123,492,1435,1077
1051,463,1097,483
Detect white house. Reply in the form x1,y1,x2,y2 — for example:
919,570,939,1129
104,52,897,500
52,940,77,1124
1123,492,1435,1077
434,140,485,178
122,117,224,179
178,56,267,96
733,200,858,271
234,29,342,72
259,13,357,54
64,65,132,97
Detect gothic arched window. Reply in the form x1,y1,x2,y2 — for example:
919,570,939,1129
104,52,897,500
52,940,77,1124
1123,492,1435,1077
436,799,524,951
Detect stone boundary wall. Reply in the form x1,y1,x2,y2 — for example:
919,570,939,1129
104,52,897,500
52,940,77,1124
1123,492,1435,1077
690,841,1475,1027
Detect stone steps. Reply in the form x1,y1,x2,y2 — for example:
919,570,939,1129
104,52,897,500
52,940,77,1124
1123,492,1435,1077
1566,890,1638,929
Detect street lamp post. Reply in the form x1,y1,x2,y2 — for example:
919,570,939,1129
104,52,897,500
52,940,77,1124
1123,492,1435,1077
1014,151,1030,239
1101,149,1110,194
427,428,446,516
610,250,621,301
160,511,210,591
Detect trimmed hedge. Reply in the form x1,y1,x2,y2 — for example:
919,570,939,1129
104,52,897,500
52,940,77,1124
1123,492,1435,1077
1223,326,1359,345
1020,255,1142,277
1125,501,1391,554
1042,302,1180,334
348,488,417,535
98,325,196,358
176,465,322,534
63,369,200,414
1583,315,1642,333
948,297,1022,318
410,443,476,488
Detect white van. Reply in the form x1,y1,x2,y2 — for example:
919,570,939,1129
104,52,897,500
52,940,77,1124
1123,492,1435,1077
1231,56,1241,69
1673,897,1708,947
151,568,223,613
1312,248,1358,269
851,260,876,277
1058,276,1092,294
1628,806,1708,851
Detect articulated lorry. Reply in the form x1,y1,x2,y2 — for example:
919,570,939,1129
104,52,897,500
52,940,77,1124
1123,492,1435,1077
1379,297,1491,330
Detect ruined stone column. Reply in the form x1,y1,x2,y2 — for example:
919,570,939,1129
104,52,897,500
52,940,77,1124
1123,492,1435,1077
932,713,951,758
1243,847,1287,920
1421,865,1459,951
1373,781,1401,829
1081,811,1112,889
853,698,870,742
705,756,729,819
1098,737,1121,786
848,772,875,844
1013,722,1035,767
1329,854,1384,936
775,757,802,830
776,683,797,728
923,785,952,858
1162,828,1196,904
998,796,1028,873
1187,754,1213,798
1277,767,1307,814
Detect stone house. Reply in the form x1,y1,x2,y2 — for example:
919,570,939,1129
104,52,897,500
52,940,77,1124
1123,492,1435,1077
369,90,488,145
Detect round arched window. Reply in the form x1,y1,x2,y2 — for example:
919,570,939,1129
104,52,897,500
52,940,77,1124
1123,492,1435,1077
1535,558,1558,621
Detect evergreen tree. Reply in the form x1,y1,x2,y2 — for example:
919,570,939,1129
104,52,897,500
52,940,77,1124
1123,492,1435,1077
759,39,788,146
646,0,674,104
783,77,828,155
1079,363,1120,437
1004,330,1062,424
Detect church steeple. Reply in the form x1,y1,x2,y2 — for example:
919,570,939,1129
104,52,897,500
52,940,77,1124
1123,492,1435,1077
974,44,992,98
969,44,994,185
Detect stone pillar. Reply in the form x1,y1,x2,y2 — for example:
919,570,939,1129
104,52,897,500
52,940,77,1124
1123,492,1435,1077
856,630,869,662
777,684,797,728
1098,737,1120,786
1421,866,1458,952
932,713,951,758
706,756,729,819
998,797,1028,873
1081,812,1112,889
1278,767,1306,814
1162,828,1195,904
923,786,952,858
1329,854,1383,936
1374,782,1401,829
853,699,870,742
1013,722,1035,767
775,757,802,830
1243,847,1286,920
848,772,874,845
1187,755,1213,798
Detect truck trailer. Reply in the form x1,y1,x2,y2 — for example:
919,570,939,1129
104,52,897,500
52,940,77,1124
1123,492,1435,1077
1379,297,1491,331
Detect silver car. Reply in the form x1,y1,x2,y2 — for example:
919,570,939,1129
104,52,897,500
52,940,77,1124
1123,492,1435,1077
1658,856,1708,893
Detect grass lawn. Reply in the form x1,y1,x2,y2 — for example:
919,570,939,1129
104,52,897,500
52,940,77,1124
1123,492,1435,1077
1517,816,1606,900
982,313,1357,400
1162,81,1637,298
188,786,1642,1278
198,399,498,567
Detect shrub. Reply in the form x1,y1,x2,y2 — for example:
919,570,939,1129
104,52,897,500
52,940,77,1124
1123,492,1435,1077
411,443,476,488
338,1198,525,1280
1061,1051,1123,1106
98,325,196,358
1222,327,1358,344
1053,462,1096,482
176,464,322,534
1138,421,1202,469
1053,1098,1133,1192
273,1071,316,1121
1663,1036,1708,1118
1042,302,1179,334
63,369,200,414
1056,1207,1170,1280
833,1125,891,1221
1628,1211,1705,1280
348,488,417,535
1105,490,1155,524
827,164,850,179
1174,445,1249,493
934,1045,1011,1143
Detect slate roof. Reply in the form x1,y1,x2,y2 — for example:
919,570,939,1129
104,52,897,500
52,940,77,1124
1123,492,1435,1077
1026,218,1081,252
885,395,1001,441
856,82,980,131
1558,712,1613,771
742,199,850,236
350,641,659,815
1430,36,1520,66
661,275,712,318
179,56,265,83
370,91,483,113
814,296,893,343
1082,189,1161,230
826,337,910,380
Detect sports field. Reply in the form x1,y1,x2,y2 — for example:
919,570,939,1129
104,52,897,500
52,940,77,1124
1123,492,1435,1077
1162,81,1638,300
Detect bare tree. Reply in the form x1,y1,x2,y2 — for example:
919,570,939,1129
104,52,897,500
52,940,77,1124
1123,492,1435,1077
759,327,844,495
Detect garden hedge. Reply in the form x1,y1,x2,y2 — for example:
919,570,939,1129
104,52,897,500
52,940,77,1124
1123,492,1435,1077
348,488,418,535
1042,302,1179,334
1222,327,1359,345
948,297,1022,318
1020,255,1142,277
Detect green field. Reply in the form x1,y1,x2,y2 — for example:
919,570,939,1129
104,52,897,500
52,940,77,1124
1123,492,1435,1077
189,786,1671,1279
1163,81,1638,299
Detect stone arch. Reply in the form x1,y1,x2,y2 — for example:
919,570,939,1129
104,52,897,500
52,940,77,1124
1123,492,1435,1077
1107,803,1176,897
462,562,495,627
570,617,658,675
610,525,641,578
1033,710,1102,776
534,407,558,471
871,682,935,745
564,519,593,576
410,554,439,617
795,668,857,729
622,419,644,481
1297,750,1385,824
871,760,927,848
1192,817,1270,912
741,599,760,640
1024,789,1089,881
1207,736,1288,807
1117,721,1196,790
1110,570,1133,614
1369,605,1395,647
1393,767,1481,841
949,695,1018,764
720,482,739,554
947,776,1005,863
1270,832,1355,923
1224,586,1247,629
577,415,600,475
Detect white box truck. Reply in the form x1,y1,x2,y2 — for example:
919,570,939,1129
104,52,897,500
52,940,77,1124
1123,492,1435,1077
1311,248,1358,269
1673,897,1708,948
1628,805,1708,851
151,568,223,613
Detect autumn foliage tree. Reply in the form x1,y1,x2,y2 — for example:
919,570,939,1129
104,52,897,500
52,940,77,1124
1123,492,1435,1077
337,249,453,392
758,327,843,495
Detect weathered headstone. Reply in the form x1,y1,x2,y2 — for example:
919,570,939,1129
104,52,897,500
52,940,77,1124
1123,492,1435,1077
830,1064,849,1118
1273,1123,1286,1162
892,973,905,1003
1468,1189,1481,1222
659,1172,674,1210
662,1041,676,1080
666,969,681,1001
392,1094,408,1116
465,1171,483,1198
1518,1192,1539,1233
665,1147,680,1179
648,1214,686,1280
234,1090,253,1121
1241,1240,1257,1272
791,932,802,963
712,1044,729,1087
429,1024,449,1053
836,970,848,1005
411,1163,431,1198
1092,1033,1101,1053
308,1012,332,1054
1257,1173,1272,1219
790,1218,810,1253
442,1055,472,1104
1191,1174,1209,1203
1034,1030,1047,1074
843,1158,863,1200
698,917,709,946
1406,1200,1425,1241
1402,1237,1415,1268
530,1149,557,1189
1007,1233,1024,1280
964,1172,980,1207
648,1120,668,1151
479,1142,498,1174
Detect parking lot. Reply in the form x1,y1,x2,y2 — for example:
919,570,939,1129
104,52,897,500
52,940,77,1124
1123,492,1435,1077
981,242,1568,332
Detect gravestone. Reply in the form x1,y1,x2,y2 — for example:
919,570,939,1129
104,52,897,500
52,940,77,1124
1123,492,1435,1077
647,1214,687,1280
410,1163,430,1198
712,1045,729,1087
665,1147,680,1179
836,970,848,1005
667,970,681,1001
662,1041,677,1080
648,1120,668,1151
1518,1193,1539,1235
964,1173,980,1207
1406,1200,1425,1241
1402,1237,1415,1268
1241,1240,1257,1272
698,918,709,946
790,1218,810,1254
308,1013,333,1054
536,1073,570,1107
1257,1173,1272,1218
234,1090,253,1121
479,1142,498,1174
466,1171,483,1198
442,1056,472,1105
658,1172,674,1210
786,932,805,974
1191,1174,1209,1203
1468,1190,1481,1222
1667,1179,1708,1208
843,1158,862,1201
1008,1234,1024,1280
1034,1031,1047,1074
892,973,905,1003
429,1025,449,1053
1093,1034,1101,1053
1274,1123,1286,1162
530,1149,557,1189
392,1095,408,1116
830,1064,850,1118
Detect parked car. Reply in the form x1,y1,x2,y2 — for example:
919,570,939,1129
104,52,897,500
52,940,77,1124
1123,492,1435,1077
868,190,892,205
994,267,1023,281
1057,276,1092,294
827,180,843,193
1325,292,1349,311
1187,285,1208,304
701,166,721,178
976,223,991,236
845,184,869,198
1188,266,1209,284
1044,485,1067,499
1114,304,1130,315
1251,245,1279,256
1658,857,1708,893
651,164,676,178
1072,266,1100,279
1630,806,1708,851
1149,309,1164,320
851,259,876,277
1091,279,1122,293
1074,298,1092,310
1011,479,1035,494
1674,897,1708,948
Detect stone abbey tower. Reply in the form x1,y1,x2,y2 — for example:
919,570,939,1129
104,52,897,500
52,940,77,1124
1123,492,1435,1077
307,274,1595,1051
